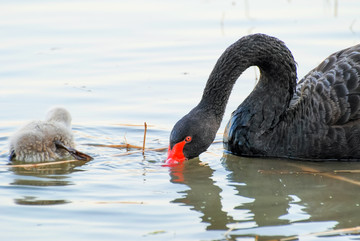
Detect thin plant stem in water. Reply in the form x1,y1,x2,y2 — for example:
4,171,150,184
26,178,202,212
143,122,147,155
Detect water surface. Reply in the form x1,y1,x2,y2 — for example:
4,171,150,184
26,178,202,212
1,0,360,240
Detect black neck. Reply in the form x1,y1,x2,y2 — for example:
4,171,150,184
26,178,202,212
198,34,297,126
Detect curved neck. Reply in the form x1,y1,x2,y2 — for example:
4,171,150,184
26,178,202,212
198,34,297,124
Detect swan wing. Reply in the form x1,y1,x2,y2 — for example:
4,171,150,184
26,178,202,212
291,44,360,125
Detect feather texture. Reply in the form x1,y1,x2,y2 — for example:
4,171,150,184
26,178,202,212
9,107,75,162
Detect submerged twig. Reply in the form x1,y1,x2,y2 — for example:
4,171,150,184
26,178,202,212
94,139,222,157
112,147,168,157
259,163,360,187
143,122,147,155
5,159,89,168
87,143,143,149
258,170,325,175
287,163,360,187
279,225,360,241
334,169,360,173
259,168,360,175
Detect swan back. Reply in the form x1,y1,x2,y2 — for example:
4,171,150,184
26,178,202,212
270,44,360,160
291,44,360,124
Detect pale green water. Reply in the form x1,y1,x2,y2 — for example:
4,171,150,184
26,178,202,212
1,0,360,240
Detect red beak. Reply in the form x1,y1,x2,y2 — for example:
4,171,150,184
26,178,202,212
164,140,187,166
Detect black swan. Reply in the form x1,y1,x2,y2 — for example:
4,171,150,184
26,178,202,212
9,107,91,162
166,33,360,165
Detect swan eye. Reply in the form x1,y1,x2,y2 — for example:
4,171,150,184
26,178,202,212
184,136,192,143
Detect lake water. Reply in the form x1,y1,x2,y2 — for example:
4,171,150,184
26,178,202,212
1,0,360,240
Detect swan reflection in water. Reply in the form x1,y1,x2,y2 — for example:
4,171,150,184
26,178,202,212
169,158,234,230
169,154,360,238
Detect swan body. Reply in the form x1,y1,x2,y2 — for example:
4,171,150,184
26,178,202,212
166,34,360,165
9,107,75,162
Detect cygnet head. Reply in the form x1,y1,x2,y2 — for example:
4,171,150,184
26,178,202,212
45,107,72,127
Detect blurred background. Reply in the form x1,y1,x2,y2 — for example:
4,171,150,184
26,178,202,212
1,0,359,128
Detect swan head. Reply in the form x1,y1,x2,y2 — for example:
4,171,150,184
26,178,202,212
165,109,218,166
45,107,72,127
